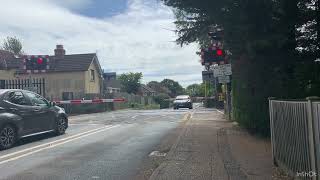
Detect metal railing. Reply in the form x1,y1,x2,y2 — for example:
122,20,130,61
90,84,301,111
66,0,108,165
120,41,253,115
269,97,320,180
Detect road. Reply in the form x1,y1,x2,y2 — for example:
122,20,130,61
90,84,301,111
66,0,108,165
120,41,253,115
0,106,198,180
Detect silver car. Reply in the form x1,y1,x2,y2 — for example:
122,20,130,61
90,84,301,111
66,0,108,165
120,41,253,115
173,95,193,109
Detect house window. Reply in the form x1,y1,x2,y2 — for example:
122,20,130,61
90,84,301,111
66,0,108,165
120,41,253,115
90,69,95,81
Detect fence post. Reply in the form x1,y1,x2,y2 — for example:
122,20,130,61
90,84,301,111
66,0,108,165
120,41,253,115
268,97,277,166
307,97,319,180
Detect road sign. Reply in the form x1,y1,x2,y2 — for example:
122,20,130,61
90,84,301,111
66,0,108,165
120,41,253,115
218,76,230,84
213,66,222,77
202,71,214,82
213,64,232,77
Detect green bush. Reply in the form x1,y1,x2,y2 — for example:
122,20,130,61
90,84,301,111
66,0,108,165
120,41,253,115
159,100,170,109
204,99,215,108
153,93,171,109
231,62,271,136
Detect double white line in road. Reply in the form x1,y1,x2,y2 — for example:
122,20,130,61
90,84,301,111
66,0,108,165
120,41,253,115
0,125,119,165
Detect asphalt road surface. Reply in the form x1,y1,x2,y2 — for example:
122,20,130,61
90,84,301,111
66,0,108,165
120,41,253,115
0,106,198,180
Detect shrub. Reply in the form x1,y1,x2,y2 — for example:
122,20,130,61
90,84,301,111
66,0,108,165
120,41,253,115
153,93,171,109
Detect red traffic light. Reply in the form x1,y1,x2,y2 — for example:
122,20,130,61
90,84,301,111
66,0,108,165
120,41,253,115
216,49,223,56
37,58,43,64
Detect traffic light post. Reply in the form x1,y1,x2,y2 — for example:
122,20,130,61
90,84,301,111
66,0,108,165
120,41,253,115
200,30,232,119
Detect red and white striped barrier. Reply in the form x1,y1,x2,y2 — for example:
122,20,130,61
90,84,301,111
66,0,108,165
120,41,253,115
54,98,126,105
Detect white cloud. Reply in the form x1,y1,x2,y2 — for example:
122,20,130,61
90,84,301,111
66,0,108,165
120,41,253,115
49,0,93,10
0,0,202,87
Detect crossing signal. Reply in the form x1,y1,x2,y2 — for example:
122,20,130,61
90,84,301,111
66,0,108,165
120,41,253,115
24,55,49,72
216,49,223,56
202,48,225,63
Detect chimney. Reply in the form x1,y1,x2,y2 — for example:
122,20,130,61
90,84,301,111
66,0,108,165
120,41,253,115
54,45,65,59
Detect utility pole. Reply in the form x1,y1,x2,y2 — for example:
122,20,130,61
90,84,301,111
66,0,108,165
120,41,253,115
200,27,232,114
204,81,207,98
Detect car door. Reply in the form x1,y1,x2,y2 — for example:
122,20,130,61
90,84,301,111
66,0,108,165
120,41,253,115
3,90,36,135
23,91,56,132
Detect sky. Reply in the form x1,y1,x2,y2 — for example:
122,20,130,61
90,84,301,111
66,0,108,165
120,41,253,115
0,0,203,87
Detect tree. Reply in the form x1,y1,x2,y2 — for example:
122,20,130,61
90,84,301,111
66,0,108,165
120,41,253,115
186,83,214,97
1,36,24,55
118,72,143,94
186,84,202,97
147,81,172,95
160,79,185,97
162,0,320,135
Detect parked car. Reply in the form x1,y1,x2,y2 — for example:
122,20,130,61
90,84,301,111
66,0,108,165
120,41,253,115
0,89,68,150
173,95,193,109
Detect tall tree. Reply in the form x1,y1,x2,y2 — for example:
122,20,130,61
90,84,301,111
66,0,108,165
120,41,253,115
147,81,172,95
118,72,143,94
160,79,185,97
1,36,24,55
161,0,316,135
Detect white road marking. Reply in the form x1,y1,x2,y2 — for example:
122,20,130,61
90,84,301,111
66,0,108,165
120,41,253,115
149,151,167,157
69,123,104,126
131,115,138,119
0,125,114,162
190,111,195,119
0,125,119,165
216,109,224,114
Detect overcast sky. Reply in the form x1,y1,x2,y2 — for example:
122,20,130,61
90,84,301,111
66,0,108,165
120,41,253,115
0,0,203,87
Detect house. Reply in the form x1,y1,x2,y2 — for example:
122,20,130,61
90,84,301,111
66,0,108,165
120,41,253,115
0,45,103,100
103,72,121,93
103,72,116,81
138,84,156,96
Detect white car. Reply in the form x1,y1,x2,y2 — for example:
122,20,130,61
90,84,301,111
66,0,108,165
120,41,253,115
173,95,193,109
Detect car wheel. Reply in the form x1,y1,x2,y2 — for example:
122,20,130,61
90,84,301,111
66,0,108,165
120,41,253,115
0,125,16,150
56,117,67,135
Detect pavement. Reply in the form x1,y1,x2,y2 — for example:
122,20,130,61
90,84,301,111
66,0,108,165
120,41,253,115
149,107,273,180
